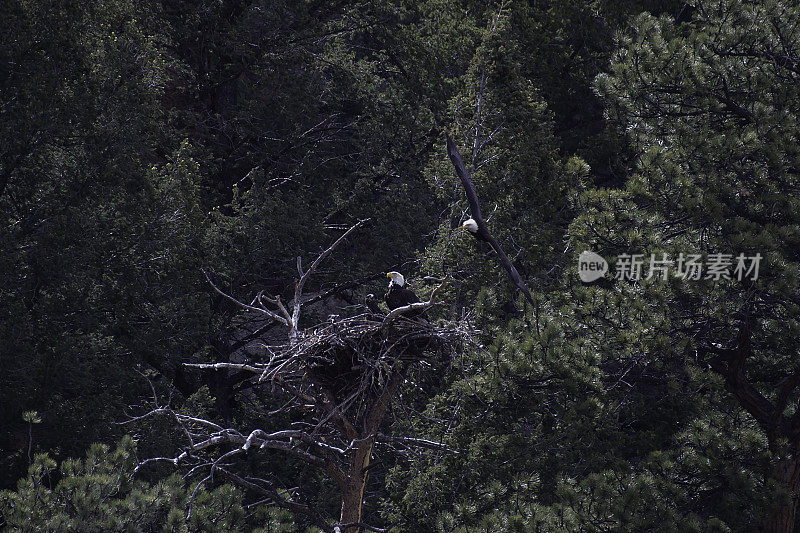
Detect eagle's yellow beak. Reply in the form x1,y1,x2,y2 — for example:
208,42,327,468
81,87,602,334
386,272,392,278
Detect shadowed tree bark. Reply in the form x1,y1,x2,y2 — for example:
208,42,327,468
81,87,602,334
702,319,800,533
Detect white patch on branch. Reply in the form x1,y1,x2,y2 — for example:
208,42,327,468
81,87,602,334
381,279,448,326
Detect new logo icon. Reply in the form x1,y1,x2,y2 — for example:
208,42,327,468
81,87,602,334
578,251,608,282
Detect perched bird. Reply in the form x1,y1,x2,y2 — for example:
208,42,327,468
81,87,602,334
385,272,427,319
365,293,383,315
447,135,535,306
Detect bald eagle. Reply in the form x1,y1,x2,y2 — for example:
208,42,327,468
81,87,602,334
447,135,535,306
385,272,427,319
461,218,483,240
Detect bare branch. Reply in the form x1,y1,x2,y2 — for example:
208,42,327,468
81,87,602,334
186,473,213,521
339,522,387,533
215,467,334,532
376,434,458,454
184,362,262,374
122,408,224,433
275,295,293,324
383,280,447,326
290,219,369,340
202,268,289,326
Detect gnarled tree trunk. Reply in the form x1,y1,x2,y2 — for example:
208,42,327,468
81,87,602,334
703,323,800,533
339,436,375,533
338,373,402,532
762,456,800,533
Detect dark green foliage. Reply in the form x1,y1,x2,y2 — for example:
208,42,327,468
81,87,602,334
0,436,300,532
0,0,209,485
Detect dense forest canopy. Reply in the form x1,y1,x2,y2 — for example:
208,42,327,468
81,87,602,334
2,0,800,531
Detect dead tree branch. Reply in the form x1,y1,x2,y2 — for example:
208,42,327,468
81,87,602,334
136,220,473,532
202,218,369,344
382,279,448,326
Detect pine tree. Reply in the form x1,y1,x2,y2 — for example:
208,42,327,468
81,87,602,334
588,0,800,529
0,436,301,532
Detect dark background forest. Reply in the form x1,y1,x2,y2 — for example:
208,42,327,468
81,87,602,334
3,0,800,531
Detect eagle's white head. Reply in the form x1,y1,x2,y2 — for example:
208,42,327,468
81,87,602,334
462,218,479,234
386,271,405,287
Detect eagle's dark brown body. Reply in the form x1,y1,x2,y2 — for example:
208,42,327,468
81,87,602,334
385,283,427,319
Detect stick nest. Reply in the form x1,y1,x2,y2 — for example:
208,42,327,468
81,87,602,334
262,313,470,394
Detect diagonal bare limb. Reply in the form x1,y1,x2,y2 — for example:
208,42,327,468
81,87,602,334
202,269,289,326
289,219,370,342
382,280,447,326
